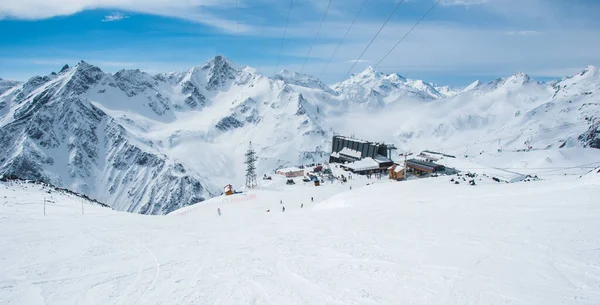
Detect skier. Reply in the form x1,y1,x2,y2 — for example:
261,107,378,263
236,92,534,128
217,207,221,216
266,209,270,212
349,186,352,190
282,206,286,212
311,197,313,202
280,199,282,204
301,203,304,208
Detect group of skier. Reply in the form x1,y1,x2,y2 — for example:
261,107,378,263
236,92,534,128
219,196,316,215
275,196,314,213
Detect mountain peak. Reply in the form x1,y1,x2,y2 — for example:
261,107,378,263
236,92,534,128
201,55,240,72
273,69,335,94
275,69,297,78
188,55,239,90
363,66,376,73
72,60,103,74
356,66,378,77
61,61,105,95
60,64,70,73
463,80,482,92
505,72,532,85
580,65,598,77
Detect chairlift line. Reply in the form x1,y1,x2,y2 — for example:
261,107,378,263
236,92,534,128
374,0,442,69
275,0,295,73
235,0,239,60
340,0,408,82
319,0,368,79
300,0,334,74
432,121,589,153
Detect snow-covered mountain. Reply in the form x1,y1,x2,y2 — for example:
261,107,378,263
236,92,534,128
333,66,458,106
1,56,598,214
0,78,20,96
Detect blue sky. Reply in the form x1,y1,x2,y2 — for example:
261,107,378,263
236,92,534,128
1,0,600,86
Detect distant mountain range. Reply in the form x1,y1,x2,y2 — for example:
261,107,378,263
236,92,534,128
1,56,598,214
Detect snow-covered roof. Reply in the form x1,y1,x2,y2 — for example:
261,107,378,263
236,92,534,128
333,135,368,143
330,152,340,158
373,154,392,163
388,164,405,173
276,167,303,173
418,152,440,161
342,158,380,171
339,147,362,159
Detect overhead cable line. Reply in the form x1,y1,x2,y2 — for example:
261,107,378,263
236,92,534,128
300,0,334,74
429,122,589,153
275,0,294,73
257,13,267,74
530,161,600,175
340,0,407,82
319,0,368,79
235,0,240,62
374,0,442,69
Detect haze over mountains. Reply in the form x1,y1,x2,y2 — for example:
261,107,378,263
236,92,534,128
1,56,598,214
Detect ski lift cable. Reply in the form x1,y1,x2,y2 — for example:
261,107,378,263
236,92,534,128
257,10,267,74
373,0,442,69
319,0,368,79
300,0,334,74
340,0,408,82
529,161,600,175
431,121,588,153
275,0,295,73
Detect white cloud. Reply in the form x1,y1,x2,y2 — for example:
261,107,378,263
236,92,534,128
102,12,129,22
263,19,600,84
505,30,540,36
0,0,239,32
440,0,489,6
346,59,370,63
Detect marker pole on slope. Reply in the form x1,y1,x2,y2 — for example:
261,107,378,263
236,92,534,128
81,200,84,215
44,197,46,216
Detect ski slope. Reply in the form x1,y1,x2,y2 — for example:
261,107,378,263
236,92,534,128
1,171,600,304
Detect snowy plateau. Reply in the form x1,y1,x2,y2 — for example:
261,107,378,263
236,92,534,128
0,56,599,214
1,165,599,304
1,55,600,304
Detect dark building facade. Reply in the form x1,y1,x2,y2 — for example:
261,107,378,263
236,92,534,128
406,159,445,174
329,135,396,164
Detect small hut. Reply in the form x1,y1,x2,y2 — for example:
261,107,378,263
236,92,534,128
388,164,405,181
223,184,234,196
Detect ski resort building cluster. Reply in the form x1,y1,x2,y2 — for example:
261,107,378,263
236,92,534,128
328,135,452,180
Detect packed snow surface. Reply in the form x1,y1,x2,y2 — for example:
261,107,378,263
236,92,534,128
2,168,599,304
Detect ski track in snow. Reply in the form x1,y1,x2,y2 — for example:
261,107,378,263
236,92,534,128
1,170,600,304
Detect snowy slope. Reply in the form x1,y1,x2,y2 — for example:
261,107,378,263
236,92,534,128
2,169,600,304
1,57,599,214
0,78,20,96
